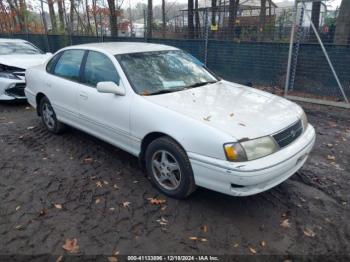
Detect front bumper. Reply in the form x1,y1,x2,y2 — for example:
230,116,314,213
188,124,316,196
0,78,26,101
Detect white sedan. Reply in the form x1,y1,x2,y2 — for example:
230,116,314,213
25,42,316,198
0,39,52,101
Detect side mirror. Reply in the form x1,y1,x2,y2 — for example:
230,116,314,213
97,81,125,96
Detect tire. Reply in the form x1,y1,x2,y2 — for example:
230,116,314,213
39,96,65,134
145,137,196,198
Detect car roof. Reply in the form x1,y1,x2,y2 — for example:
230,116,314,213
0,38,28,43
64,42,179,55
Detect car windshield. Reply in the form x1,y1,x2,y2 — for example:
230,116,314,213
0,42,43,55
116,50,217,95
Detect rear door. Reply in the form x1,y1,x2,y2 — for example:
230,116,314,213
77,50,132,153
45,49,86,125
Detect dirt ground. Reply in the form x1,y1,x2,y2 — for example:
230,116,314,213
0,101,349,259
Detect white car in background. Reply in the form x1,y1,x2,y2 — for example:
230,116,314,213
25,42,316,198
0,38,51,101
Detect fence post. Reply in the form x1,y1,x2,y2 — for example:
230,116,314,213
204,9,209,66
302,1,349,104
144,9,147,43
284,0,298,97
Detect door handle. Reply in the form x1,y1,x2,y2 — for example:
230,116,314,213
79,92,88,100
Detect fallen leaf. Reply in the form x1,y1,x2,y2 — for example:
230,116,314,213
260,240,266,247
54,204,62,209
230,113,234,117
201,238,208,242
203,115,212,121
122,201,131,208
62,238,79,253
157,217,168,226
95,198,101,204
15,225,23,230
189,236,198,240
160,205,167,211
281,219,291,228
15,206,21,211
327,155,336,161
109,207,115,211
299,197,306,203
203,225,208,233
233,243,239,248
113,184,119,189
39,208,47,216
238,123,246,127
133,180,139,184
27,126,35,130
25,107,31,110
303,228,316,238
148,198,166,205
83,157,93,164
108,257,118,262
96,181,103,188
249,247,257,254
103,181,109,185
327,143,333,148
56,255,63,262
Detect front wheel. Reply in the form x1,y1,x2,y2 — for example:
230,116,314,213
39,96,65,134
145,137,196,199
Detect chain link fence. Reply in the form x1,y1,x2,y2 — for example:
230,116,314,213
0,0,349,107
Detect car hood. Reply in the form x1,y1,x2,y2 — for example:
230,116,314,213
143,81,302,140
0,53,52,69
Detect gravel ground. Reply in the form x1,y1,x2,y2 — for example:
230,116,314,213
0,101,349,259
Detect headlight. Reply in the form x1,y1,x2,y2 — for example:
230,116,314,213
224,143,247,162
301,111,308,130
0,72,20,79
224,136,279,162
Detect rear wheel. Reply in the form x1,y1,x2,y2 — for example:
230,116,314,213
39,96,65,134
145,137,196,198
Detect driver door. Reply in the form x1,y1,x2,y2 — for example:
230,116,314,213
78,50,132,152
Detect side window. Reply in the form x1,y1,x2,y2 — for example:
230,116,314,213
46,52,62,73
82,51,120,87
53,49,85,81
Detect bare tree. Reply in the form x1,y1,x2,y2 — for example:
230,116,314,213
162,0,165,38
85,0,92,35
211,0,217,27
57,0,65,32
228,0,239,39
48,0,57,33
70,0,74,33
107,0,118,36
309,0,321,42
147,0,152,38
334,0,350,45
92,0,98,36
259,0,266,41
194,0,200,38
6,0,20,31
188,0,194,38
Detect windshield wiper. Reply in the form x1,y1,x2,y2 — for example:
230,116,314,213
147,87,185,95
186,81,217,89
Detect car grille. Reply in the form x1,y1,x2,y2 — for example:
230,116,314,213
5,83,26,97
273,120,303,148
